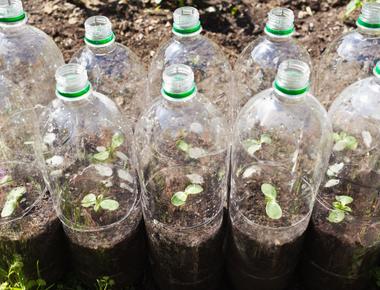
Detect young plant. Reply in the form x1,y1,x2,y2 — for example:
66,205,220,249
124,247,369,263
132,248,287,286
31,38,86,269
0,255,48,290
1,186,26,218
345,0,377,18
171,180,204,207
324,162,344,188
243,134,272,156
261,183,282,220
92,133,124,162
176,139,206,159
333,132,358,152
327,195,353,223
95,276,115,290
81,193,119,212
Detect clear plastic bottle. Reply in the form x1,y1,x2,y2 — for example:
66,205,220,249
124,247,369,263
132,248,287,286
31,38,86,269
70,15,147,123
303,62,380,290
148,6,234,121
234,7,312,111
228,60,332,290
0,76,66,283
136,64,229,290
40,64,146,287
315,2,380,108
0,0,64,108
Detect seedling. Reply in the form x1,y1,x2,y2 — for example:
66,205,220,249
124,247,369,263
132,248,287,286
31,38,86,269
81,193,119,212
243,134,272,156
1,186,26,218
345,0,376,17
327,195,353,223
96,276,115,290
176,140,206,159
333,132,358,152
171,184,204,207
261,183,282,220
325,162,344,188
93,133,124,162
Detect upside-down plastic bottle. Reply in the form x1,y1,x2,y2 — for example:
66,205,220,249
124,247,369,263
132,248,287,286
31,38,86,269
315,2,380,108
70,15,147,123
0,0,64,108
136,64,229,290
148,6,234,121
234,7,311,110
228,60,331,290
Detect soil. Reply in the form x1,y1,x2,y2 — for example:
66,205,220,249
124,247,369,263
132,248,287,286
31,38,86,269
303,186,380,290
0,192,68,284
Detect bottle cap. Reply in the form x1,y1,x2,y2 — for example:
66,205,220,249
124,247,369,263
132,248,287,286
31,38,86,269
84,15,115,46
274,60,310,96
161,64,197,101
0,0,26,23
265,7,295,38
172,7,202,36
55,64,92,101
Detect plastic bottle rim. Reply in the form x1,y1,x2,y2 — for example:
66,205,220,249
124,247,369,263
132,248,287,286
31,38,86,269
357,16,380,29
0,10,25,22
274,81,309,96
84,32,116,46
56,82,92,101
374,62,380,77
161,84,197,101
264,24,295,37
172,21,202,36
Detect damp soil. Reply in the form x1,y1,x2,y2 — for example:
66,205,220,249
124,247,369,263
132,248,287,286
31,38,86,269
303,184,380,290
0,192,67,284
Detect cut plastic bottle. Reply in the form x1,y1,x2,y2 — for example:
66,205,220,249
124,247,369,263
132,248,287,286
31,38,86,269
315,2,380,108
234,7,311,111
70,15,147,123
228,60,332,290
136,64,229,290
0,0,64,108
303,61,380,290
40,63,146,287
148,6,234,121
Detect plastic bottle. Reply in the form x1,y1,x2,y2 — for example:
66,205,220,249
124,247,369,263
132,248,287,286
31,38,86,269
234,7,311,110
40,64,146,287
136,64,229,290
70,15,147,123
0,0,64,108
315,2,380,108
0,75,66,283
228,60,332,290
148,6,234,121
303,62,380,290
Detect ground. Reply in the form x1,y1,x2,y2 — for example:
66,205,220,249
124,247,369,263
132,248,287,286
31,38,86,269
23,0,358,65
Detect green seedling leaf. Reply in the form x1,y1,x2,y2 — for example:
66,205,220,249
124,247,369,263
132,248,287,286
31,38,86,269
344,136,358,150
266,200,282,220
333,132,358,151
93,151,110,161
185,184,204,195
100,199,119,211
261,183,277,200
325,179,340,188
335,195,353,206
111,133,124,149
81,193,97,208
328,209,345,223
327,163,344,177
176,140,190,153
0,175,12,187
171,191,187,207
260,134,272,144
345,0,362,17
1,186,27,218
244,139,261,156
186,173,204,184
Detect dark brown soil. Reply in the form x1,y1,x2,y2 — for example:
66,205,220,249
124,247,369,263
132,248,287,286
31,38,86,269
23,0,354,66
0,193,67,284
303,194,380,290
67,219,147,288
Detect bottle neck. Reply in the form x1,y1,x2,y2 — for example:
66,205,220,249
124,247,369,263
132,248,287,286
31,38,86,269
172,25,202,41
265,34,293,43
357,25,380,37
86,41,117,55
